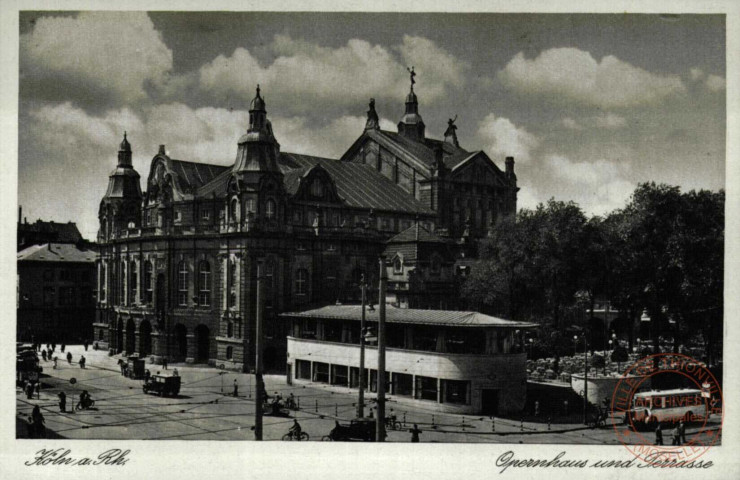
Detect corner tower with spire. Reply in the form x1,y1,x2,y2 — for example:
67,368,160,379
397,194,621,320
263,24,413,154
226,85,286,232
98,132,142,241
397,66,426,141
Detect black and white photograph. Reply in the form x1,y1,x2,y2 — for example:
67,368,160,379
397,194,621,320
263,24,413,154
3,0,739,478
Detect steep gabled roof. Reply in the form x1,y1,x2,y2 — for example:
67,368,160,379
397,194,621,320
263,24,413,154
168,159,229,194
280,153,434,214
18,220,83,244
18,243,96,263
384,223,450,262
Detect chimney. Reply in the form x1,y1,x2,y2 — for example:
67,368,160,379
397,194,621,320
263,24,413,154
505,156,516,181
159,145,166,155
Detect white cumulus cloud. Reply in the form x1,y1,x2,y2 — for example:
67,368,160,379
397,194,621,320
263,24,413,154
546,155,634,214
498,48,686,108
21,12,173,105
705,75,726,92
199,34,467,114
476,113,539,164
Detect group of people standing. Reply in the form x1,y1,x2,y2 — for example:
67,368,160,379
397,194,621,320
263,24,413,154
654,420,688,446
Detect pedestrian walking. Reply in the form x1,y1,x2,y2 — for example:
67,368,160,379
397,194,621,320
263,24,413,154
679,419,687,444
144,369,151,382
31,405,45,438
53,357,58,369
58,391,66,412
26,382,35,399
26,416,36,439
233,379,238,397
655,423,663,445
46,343,50,351
409,423,422,443
66,351,72,364
61,344,65,353
162,357,168,370
41,349,47,362
84,341,89,351
534,401,540,417
79,355,86,369
35,381,41,399
172,368,179,377
672,426,681,446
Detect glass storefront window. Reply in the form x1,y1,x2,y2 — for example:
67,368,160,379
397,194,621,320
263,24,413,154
313,362,329,383
415,376,438,401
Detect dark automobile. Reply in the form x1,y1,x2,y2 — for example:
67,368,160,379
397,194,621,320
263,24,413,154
322,418,377,442
142,374,181,397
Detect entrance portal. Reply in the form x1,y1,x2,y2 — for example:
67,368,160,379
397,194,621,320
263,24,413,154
481,389,499,416
139,320,152,356
125,318,136,354
116,318,123,353
174,324,188,359
194,324,210,363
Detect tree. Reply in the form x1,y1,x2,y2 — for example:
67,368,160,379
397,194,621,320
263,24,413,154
462,199,588,325
611,346,628,372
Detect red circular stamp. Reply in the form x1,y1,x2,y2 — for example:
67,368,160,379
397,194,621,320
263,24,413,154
610,353,723,466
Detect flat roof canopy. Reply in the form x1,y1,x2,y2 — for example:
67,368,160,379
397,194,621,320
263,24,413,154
280,305,538,329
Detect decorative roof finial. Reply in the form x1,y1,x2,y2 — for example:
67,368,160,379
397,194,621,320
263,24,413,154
407,66,416,91
444,115,459,147
365,98,379,130
256,84,261,96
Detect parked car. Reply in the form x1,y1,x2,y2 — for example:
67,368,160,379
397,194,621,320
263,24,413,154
142,374,181,397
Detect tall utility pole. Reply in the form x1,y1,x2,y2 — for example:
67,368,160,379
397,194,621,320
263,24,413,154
357,274,367,419
254,265,264,441
376,257,387,442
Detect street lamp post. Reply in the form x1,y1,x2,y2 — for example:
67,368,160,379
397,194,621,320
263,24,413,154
574,334,589,424
528,338,534,359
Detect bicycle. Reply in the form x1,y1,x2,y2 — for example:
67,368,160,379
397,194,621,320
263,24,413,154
385,416,402,431
75,399,96,411
282,430,309,441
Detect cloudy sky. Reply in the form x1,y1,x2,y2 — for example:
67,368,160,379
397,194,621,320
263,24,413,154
18,12,725,239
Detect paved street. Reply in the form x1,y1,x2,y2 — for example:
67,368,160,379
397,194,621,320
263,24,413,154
16,345,722,443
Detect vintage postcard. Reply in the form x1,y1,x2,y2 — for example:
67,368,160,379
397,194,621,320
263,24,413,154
1,0,738,479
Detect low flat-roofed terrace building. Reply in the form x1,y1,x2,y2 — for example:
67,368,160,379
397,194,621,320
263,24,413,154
281,305,536,415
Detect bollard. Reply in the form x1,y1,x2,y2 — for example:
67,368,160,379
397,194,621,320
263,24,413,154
520,418,524,431
403,412,406,426
462,416,465,431
432,415,435,426
315,399,318,413
548,417,551,431
335,403,338,416
297,397,300,410
491,419,495,432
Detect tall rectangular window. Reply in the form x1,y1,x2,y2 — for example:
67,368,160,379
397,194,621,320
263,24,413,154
415,376,438,401
198,261,211,306
130,261,137,304
144,261,153,304
296,360,311,380
177,261,188,306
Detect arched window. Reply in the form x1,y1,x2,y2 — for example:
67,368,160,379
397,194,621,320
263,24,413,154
265,199,276,219
311,178,324,198
144,261,153,304
177,261,188,306
226,346,234,360
229,198,239,223
198,261,211,307
228,259,237,308
130,261,138,304
295,269,309,296
120,261,127,305
393,257,403,274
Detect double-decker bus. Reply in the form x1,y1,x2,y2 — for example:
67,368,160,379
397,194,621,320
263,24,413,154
625,388,708,429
